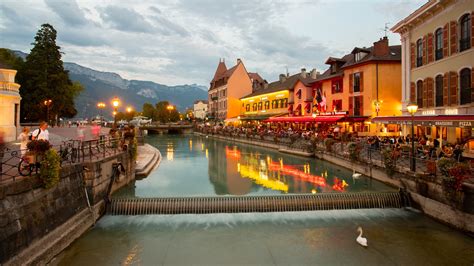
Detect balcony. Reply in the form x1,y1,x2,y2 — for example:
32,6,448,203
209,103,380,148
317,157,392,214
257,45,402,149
460,38,471,52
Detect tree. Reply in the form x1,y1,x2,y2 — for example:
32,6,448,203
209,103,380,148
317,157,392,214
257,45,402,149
142,103,156,121
18,24,83,123
155,101,180,123
0,49,24,71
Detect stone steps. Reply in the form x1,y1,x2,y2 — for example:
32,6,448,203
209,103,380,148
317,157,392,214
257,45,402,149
135,144,161,178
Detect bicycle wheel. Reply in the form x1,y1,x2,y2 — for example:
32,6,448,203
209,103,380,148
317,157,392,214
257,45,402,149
18,158,32,176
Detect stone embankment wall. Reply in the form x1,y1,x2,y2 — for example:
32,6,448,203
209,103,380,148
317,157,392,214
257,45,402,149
197,132,474,234
0,152,135,265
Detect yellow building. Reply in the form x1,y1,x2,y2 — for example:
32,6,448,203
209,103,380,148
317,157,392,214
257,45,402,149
314,37,402,136
240,73,301,121
0,63,21,142
389,0,474,144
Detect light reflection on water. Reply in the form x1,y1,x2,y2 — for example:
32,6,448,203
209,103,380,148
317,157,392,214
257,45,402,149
115,134,395,198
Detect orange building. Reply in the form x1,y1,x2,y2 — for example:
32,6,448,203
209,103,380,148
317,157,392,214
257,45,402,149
208,59,263,120
312,37,402,136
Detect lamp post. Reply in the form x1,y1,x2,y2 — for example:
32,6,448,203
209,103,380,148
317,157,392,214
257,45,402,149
97,102,106,123
374,100,381,116
43,99,52,124
407,103,418,172
167,104,174,123
112,97,120,128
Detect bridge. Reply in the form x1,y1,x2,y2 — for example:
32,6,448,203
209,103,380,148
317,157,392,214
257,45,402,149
139,124,193,134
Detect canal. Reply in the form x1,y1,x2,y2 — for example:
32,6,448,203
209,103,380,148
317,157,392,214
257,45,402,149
53,134,474,265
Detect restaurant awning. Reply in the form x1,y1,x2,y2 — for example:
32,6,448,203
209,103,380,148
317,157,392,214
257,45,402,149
371,115,474,127
264,115,345,123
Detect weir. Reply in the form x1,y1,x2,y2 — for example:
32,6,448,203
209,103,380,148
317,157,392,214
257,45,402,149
107,191,409,215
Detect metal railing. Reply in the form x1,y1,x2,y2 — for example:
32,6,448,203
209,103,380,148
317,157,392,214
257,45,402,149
0,136,129,183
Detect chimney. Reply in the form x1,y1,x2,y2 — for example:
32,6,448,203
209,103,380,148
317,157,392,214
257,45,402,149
373,36,389,57
300,68,307,78
237,58,242,64
279,74,287,83
264,83,269,89
310,68,317,79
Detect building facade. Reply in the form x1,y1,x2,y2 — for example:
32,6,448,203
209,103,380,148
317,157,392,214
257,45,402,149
391,0,474,143
312,37,402,136
193,100,208,119
0,64,21,142
208,59,256,120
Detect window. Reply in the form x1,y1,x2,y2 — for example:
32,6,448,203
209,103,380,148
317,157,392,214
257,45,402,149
223,101,226,108
246,104,250,112
460,68,472,105
435,28,443,60
264,101,270,110
417,80,423,108
353,73,361,92
435,75,443,107
283,98,288,108
354,97,362,116
332,79,343,93
272,100,277,109
416,39,423,67
252,103,257,111
258,102,262,110
297,89,302,100
460,14,471,52
333,100,342,112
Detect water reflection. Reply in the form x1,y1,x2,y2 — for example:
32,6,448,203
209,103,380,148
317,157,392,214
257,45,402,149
116,135,394,197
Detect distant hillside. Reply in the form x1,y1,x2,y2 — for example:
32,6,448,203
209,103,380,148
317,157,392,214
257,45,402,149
11,50,208,119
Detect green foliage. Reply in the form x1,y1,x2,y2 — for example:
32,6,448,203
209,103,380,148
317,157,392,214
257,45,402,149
437,157,457,176
382,147,397,177
0,48,24,71
39,149,61,189
324,138,335,152
347,142,359,161
19,24,82,122
141,101,180,123
27,140,52,153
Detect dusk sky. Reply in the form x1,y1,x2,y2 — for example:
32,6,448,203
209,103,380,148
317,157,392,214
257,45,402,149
0,0,425,86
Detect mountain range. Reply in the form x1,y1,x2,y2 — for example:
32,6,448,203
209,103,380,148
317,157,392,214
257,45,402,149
12,50,208,119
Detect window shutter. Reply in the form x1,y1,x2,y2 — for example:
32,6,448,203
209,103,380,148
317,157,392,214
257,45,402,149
410,82,416,103
449,71,458,105
360,72,364,92
349,97,354,116
427,33,434,63
471,68,474,103
349,74,353,93
426,77,434,107
422,35,427,65
410,43,415,69
443,23,449,57
450,21,457,55
423,78,428,108
359,96,363,116
472,12,474,49
443,72,449,106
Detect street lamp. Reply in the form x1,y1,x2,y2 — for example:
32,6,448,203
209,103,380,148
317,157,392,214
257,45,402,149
43,99,52,124
407,103,418,172
374,100,382,116
97,102,106,123
112,97,120,127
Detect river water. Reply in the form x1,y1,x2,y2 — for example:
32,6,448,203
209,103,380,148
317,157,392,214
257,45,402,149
53,134,474,265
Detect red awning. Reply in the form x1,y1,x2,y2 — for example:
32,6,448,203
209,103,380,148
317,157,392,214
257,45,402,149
340,116,368,122
264,115,345,123
371,115,474,127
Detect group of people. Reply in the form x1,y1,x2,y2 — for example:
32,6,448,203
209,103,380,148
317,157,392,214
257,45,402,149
18,122,50,156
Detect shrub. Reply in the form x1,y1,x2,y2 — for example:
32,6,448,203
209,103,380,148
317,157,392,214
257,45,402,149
324,138,335,152
437,157,456,176
382,147,396,177
27,139,52,153
39,149,61,189
347,142,360,161
438,161,471,208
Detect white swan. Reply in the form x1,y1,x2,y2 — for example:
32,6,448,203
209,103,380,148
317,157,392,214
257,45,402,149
356,226,368,247
352,169,362,179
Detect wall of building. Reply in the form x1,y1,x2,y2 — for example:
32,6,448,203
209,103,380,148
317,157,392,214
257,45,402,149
1,152,135,264
227,63,252,119
240,90,289,117
194,102,208,119
292,80,312,116
0,68,21,142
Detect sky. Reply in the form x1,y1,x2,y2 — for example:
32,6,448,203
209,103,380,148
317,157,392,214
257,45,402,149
0,0,425,86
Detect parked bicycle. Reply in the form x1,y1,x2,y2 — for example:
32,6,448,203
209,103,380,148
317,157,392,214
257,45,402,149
18,156,40,176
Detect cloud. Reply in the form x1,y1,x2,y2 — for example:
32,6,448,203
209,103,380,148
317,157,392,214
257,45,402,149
44,0,89,26
100,6,156,33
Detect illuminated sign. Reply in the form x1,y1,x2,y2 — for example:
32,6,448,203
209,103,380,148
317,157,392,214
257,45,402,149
445,109,458,115
422,110,435,115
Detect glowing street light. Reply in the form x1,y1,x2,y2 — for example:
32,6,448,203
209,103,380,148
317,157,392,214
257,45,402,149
166,105,174,111
407,103,418,172
126,106,133,113
97,102,106,123
111,97,120,127
43,99,52,124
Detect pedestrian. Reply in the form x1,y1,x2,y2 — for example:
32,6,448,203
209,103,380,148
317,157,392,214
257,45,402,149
18,127,30,157
77,125,85,142
31,121,49,141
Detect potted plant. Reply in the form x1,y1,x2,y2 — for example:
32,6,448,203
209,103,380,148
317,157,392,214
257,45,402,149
26,139,52,163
